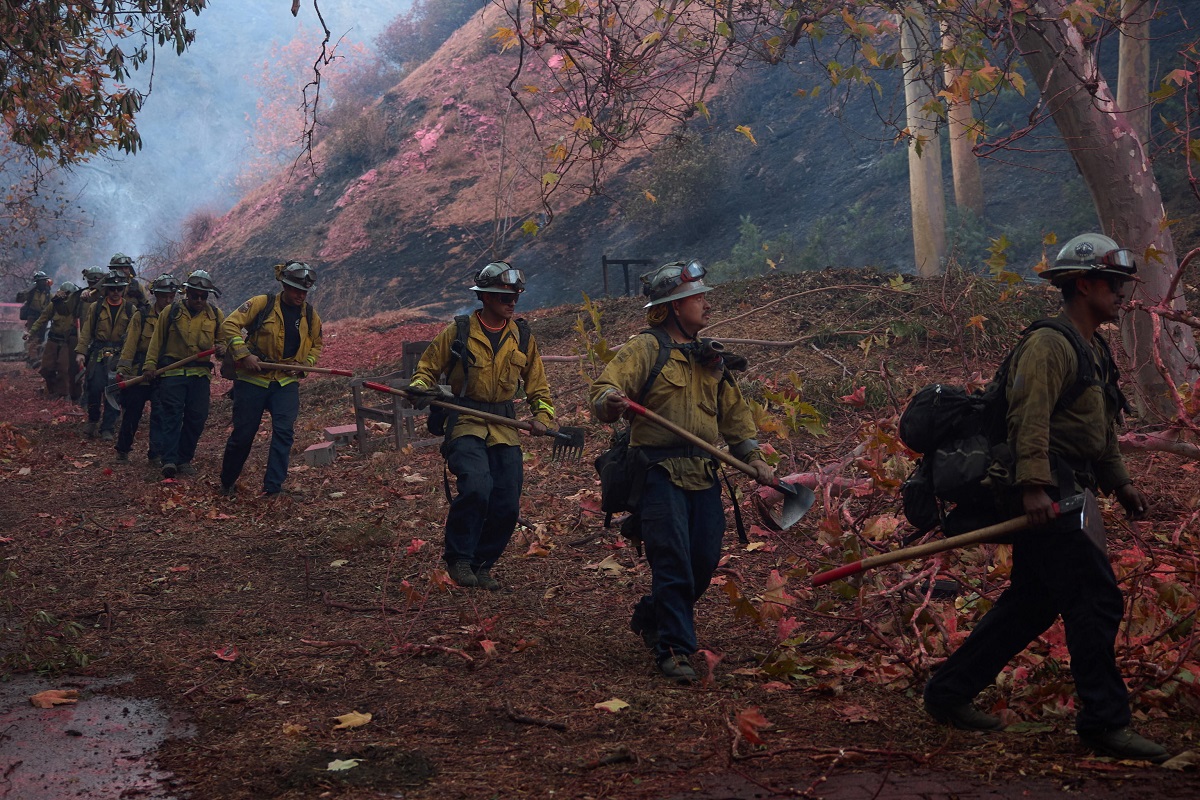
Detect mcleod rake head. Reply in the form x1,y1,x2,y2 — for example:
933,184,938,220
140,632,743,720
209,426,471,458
550,427,586,462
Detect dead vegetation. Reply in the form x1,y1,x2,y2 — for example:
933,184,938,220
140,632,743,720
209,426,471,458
1,268,1198,799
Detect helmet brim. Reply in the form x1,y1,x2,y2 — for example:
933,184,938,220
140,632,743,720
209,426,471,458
643,281,713,308
471,285,523,294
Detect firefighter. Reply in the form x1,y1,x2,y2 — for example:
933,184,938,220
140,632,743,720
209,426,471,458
107,252,148,305
76,271,136,439
20,270,53,366
114,274,181,464
407,262,556,591
218,261,323,498
142,270,226,480
27,282,83,400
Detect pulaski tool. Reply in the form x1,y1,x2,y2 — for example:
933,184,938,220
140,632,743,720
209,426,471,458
620,398,816,531
811,490,1103,587
103,348,217,410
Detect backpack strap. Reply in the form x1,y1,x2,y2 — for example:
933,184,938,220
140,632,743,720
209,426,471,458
1018,318,1125,415
638,327,677,403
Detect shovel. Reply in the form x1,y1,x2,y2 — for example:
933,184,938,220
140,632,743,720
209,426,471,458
104,348,217,410
621,398,816,531
361,381,586,461
811,490,1103,587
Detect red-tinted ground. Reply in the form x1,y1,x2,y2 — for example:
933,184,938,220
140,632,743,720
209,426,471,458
1,269,1197,799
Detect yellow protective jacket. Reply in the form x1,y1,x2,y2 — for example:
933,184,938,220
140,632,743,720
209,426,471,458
144,300,226,379
589,331,764,490
29,293,81,342
116,305,163,375
77,298,137,357
410,312,555,447
22,286,51,326
222,294,323,388
1006,315,1130,493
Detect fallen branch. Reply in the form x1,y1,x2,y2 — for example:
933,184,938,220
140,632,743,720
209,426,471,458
581,746,633,769
504,703,568,731
394,643,476,669
322,590,409,616
299,638,370,656
1119,430,1200,460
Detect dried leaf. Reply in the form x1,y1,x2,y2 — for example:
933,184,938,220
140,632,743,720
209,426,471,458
332,710,372,730
587,555,624,575
594,698,629,713
479,639,497,656
326,758,362,771
213,646,239,662
30,689,79,708
330,559,349,568
282,722,307,736
735,707,771,745
406,538,426,555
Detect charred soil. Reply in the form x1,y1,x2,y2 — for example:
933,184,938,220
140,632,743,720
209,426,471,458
1,268,1198,799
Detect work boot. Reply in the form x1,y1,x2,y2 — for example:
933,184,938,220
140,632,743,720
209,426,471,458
630,617,659,650
83,421,97,438
176,463,197,476
148,456,162,469
924,699,1003,731
100,429,114,442
1080,727,1170,763
115,451,129,463
161,462,177,479
474,567,501,591
219,483,237,498
448,561,478,588
658,655,697,685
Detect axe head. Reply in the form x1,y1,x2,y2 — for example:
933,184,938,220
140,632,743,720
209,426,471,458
103,381,122,411
1051,490,1105,554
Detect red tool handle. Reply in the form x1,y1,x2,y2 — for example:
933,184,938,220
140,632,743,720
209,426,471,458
810,503,1061,587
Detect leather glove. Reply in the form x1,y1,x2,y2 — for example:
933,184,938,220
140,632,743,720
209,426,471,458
599,389,628,421
748,458,776,486
75,354,86,369
406,384,453,410
141,368,158,384
1116,483,1149,520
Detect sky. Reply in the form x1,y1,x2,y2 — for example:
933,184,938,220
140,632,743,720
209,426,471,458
46,0,405,279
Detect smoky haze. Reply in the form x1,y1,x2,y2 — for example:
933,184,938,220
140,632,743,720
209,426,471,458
43,0,406,283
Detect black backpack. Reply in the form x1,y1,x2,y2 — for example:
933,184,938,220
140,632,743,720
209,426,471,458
899,318,1126,536
594,330,749,546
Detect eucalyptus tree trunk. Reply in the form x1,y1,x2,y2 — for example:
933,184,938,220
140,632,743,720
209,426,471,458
1117,0,1152,142
901,9,947,276
1016,2,1198,421
942,28,984,217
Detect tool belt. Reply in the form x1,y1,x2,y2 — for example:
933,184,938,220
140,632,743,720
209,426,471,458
47,332,68,343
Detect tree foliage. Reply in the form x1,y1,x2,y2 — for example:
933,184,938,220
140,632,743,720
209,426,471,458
0,0,208,166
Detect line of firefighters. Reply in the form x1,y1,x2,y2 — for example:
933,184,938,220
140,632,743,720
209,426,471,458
17,256,321,495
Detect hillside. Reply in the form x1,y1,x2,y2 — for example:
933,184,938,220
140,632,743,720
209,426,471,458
177,4,1156,320
2,268,1198,798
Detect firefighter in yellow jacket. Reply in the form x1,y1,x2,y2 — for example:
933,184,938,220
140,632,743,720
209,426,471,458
143,270,226,480
76,271,137,439
27,281,83,400
408,262,556,590
219,261,323,498
113,274,181,465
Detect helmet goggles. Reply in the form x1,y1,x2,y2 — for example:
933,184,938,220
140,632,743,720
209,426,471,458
280,261,316,290
642,260,712,307
471,261,526,293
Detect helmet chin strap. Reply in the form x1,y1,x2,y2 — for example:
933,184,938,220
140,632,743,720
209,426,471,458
665,303,699,342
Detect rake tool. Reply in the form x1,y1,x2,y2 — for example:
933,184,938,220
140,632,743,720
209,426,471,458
251,361,354,377
621,399,816,531
104,348,217,410
811,491,1102,587
361,381,586,461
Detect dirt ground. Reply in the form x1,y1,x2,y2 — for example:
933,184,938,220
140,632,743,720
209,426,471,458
2,269,1198,799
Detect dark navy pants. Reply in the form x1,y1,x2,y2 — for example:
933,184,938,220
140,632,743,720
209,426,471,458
220,380,300,494
153,375,211,467
115,381,158,458
442,435,523,568
631,467,725,662
84,356,121,432
924,524,1130,734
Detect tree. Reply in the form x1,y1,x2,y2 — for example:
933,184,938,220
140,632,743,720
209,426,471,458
496,0,1198,418
900,8,946,276
0,1,208,167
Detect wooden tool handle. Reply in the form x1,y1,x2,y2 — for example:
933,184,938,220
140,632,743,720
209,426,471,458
255,361,353,376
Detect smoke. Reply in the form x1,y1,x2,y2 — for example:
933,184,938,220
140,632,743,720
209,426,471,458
44,1,406,278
